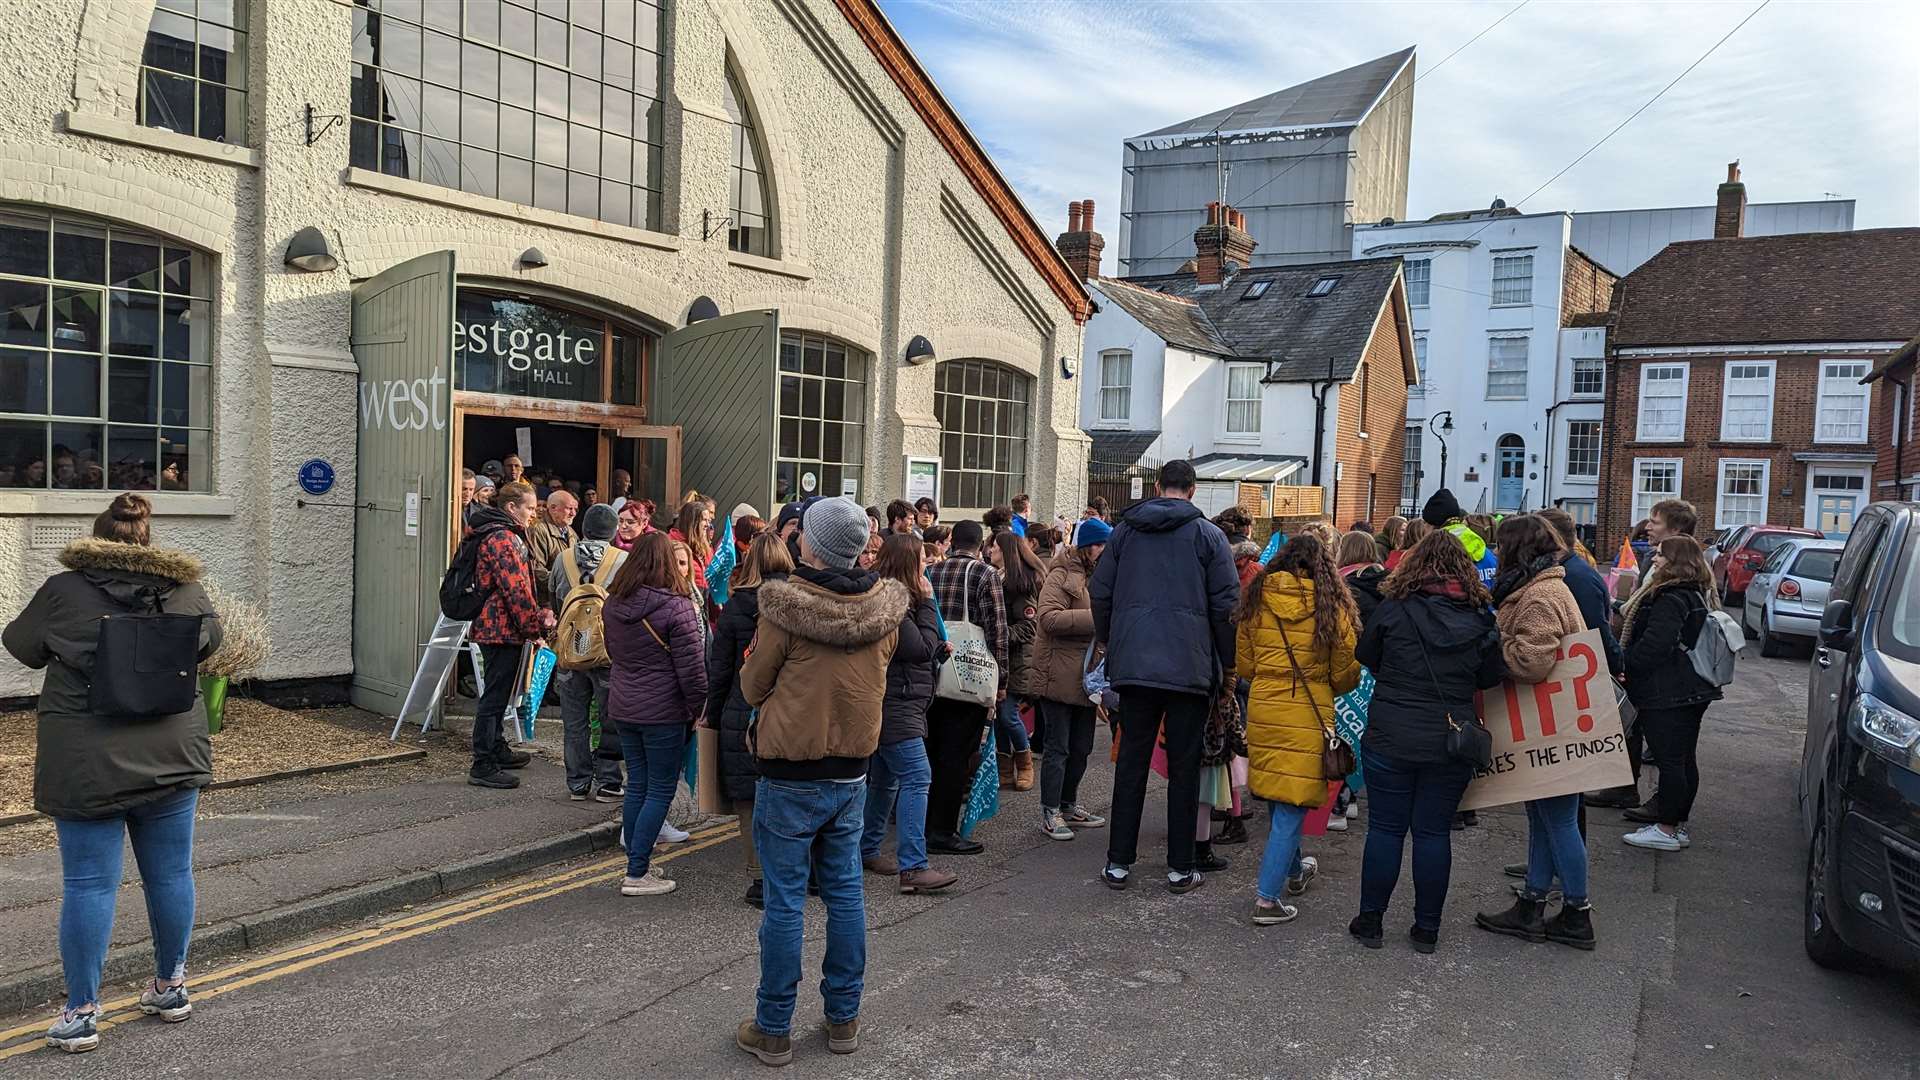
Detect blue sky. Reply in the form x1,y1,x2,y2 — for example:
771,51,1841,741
877,0,1919,243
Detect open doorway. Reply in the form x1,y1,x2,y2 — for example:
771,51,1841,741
461,416,600,499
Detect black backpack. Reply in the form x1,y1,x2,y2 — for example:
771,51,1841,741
89,581,204,718
440,524,504,621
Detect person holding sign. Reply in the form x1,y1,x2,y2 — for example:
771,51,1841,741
1474,516,1597,950
1234,535,1362,926
1351,530,1504,953
1619,537,1723,854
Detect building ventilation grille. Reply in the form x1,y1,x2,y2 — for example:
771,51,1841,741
29,523,84,550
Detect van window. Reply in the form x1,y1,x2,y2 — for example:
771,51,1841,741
1879,529,1919,662
1830,512,1886,603
1791,549,1840,583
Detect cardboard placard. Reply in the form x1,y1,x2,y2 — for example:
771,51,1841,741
696,727,731,815
1458,628,1632,812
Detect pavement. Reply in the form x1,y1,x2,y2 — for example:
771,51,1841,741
3,650,1918,1077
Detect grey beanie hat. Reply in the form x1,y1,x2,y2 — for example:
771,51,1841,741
581,503,618,541
802,497,870,569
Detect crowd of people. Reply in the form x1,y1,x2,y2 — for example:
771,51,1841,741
8,461,1729,1059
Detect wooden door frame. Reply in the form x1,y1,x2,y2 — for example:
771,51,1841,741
615,424,683,512
450,392,666,534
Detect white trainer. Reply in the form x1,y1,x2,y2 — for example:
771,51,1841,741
658,821,690,844
621,868,678,896
1623,824,1681,852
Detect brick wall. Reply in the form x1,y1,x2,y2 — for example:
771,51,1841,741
1332,309,1412,527
1560,248,1617,326
1600,349,1883,546
1871,353,1917,494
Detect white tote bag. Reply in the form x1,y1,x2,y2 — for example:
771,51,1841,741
935,560,1000,706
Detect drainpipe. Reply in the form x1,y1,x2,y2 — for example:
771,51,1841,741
1542,396,1579,509
1308,356,1337,514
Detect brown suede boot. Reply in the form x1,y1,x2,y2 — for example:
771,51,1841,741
997,752,1014,789
1012,749,1035,791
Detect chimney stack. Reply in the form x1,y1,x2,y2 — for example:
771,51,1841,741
1714,161,1746,239
1055,198,1105,281
1193,201,1256,286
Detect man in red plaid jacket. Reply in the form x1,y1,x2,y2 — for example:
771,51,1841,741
467,480,556,789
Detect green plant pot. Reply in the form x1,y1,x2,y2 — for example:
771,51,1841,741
201,675,230,735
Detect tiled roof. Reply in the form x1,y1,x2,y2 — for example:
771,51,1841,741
1610,228,1920,348
1863,334,1919,384
1096,257,1404,382
1568,311,1614,329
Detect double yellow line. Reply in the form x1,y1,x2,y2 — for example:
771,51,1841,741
0,825,737,1061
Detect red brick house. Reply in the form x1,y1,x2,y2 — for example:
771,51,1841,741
1862,335,1918,502
1598,225,1920,547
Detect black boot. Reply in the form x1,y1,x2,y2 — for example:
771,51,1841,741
1216,816,1250,845
1475,896,1548,942
744,878,764,909
1623,797,1662,824
1194,840,1231,872
1583,784,1639,809
1545,903,1596,950
1349,911,1384,949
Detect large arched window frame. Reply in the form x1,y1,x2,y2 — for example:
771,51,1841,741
137,0,249,145
935,359,1030,511
0,206,215,492
723,68,774,257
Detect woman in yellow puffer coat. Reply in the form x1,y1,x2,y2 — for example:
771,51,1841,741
1234,533,1362,926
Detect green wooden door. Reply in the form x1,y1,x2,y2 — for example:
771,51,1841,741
655,309,779,514
349,251,456,716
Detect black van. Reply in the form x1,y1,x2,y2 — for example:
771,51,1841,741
1797,501,1920,970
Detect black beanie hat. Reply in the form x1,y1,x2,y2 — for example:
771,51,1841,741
1421,488,1462,528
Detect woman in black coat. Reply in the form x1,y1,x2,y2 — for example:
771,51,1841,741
1619,536,1723,854
703,532,792,908
859,534,957,893
1350,530,1504,953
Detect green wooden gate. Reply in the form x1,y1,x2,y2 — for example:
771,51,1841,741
349,252,456,716
655,309,780,515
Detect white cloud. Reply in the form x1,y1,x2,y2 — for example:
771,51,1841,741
880,0,1920,244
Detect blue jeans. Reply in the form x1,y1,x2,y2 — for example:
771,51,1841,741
54,788,199,1010
993,697,1030,753
1358,751,1473,932
754,777,867,1036
1524,794,1589,905
618,723,687,878
1255,801,1310,903
861,739,932,873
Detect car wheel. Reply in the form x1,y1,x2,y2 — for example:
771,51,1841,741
1758,616,1788,658
1804,803,1869,970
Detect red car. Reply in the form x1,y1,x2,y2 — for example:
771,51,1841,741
1711,524,1824,602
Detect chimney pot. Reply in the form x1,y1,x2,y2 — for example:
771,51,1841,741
1192,202,1257,286
1082,199,1095,226
1726,161,1740,183
1054,197,1105,282
1067,202,1083,233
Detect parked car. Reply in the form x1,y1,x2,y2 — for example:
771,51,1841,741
1796,501,1920,972
1743,538,1845,657
1713,524,1824,604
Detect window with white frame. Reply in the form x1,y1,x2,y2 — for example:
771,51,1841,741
1486,335,1528,399
1225,364,1262,434
1572,356,1604,397
1632,458,1682,524
1636,363,1689,441
1412,334,1428,395
1404,258,1430,307
1720,360,1775,441
1401,424,1423,510
1565,420,1600,478
1815,360,1869,443
1491,253,1533,305
1716,459,1769,528
1098,349,1131,422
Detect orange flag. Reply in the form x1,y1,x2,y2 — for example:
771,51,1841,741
1615,536,1638,573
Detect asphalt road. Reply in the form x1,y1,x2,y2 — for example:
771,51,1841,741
5,651,1917,1079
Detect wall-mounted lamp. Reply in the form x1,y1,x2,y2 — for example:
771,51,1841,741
283,227,338,273
1060,354,1079,379
685,296,721,325
905,335,936,365
518,246,548,269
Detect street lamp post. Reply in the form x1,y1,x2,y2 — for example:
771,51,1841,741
1429,411,1455,493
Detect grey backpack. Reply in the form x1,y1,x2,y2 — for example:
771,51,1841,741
1686,604,1741,688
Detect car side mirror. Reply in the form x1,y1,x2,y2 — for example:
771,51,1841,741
1820,599,1855,649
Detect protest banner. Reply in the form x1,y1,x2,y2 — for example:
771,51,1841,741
1458,628,1632,812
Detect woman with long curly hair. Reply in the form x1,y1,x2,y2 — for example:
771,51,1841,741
1234,534,1362,925
1619,536,1723,854
1350,529,1505,953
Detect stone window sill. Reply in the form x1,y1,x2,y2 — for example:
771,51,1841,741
344,168,681,252
62,111,260,168
726,250,814,280
0,492,236,517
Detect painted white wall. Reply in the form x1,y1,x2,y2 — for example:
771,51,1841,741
1080,281,1165,436
1550,326,1606,513
1357,211,1571,514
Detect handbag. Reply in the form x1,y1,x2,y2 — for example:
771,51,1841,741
1274,616,1355,781
935,560,999,707
1406,615,1493,771
87,580,203,718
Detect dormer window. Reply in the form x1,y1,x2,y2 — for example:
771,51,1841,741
1307,275,1340,297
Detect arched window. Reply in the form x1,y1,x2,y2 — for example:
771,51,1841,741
936,360,1030,511
138,0,249,144
347,1,666,228
0,206,215,491
723,69,773,257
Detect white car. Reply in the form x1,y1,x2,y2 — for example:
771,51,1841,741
1743,538,1845,657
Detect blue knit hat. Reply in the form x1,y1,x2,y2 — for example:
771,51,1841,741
1074,517,1113,547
